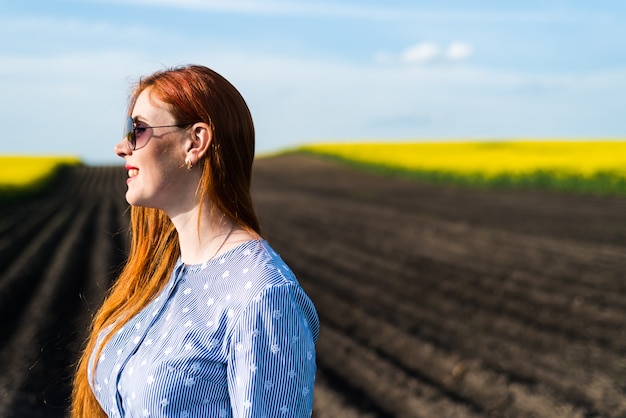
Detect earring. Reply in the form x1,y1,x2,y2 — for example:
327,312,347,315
185,158,193,171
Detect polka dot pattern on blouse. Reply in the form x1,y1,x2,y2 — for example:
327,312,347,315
89,239,319,417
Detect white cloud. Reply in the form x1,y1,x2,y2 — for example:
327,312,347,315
445,42,473,60
90,0,406,19
89,0,597,23
401,42,440,63
393,41,473,64
111,0,296,14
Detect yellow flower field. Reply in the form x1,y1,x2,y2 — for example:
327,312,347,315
298,140,626,195
0,155,81,187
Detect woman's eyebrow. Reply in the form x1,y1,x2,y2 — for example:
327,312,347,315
132,115,148,124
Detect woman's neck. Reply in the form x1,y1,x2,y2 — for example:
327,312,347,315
169,203,254,265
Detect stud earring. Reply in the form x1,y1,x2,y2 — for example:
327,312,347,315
185,158,193,170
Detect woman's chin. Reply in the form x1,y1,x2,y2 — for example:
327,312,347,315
125,190,142,206
125,192,162,210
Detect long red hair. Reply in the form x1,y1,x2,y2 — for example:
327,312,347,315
71,65,262,417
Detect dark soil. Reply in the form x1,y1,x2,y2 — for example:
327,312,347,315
1,153,625,417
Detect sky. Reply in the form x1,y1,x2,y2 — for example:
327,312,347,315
1,0,625,164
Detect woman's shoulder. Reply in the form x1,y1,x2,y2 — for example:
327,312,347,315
183,239,302,302
233,239,301,293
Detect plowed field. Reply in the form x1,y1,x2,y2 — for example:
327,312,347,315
1,153,625,417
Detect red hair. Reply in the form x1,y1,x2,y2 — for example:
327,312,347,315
72,65,262,417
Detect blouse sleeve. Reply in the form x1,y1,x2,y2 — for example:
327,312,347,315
227,283,317,417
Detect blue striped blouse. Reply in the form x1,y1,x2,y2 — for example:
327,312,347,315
88,239,319,417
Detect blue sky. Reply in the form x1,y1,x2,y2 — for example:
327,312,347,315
1,0,625,163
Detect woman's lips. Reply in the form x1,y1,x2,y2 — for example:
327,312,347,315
125,165,139,183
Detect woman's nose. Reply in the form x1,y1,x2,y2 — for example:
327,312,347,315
114,138,131,158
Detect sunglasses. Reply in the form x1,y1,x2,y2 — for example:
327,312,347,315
124,116,194,150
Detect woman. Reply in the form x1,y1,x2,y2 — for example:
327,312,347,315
72,65,319,417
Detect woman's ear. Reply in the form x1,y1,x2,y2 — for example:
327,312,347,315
185,122,212,165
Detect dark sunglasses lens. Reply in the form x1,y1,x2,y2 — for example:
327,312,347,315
124,117,136,149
